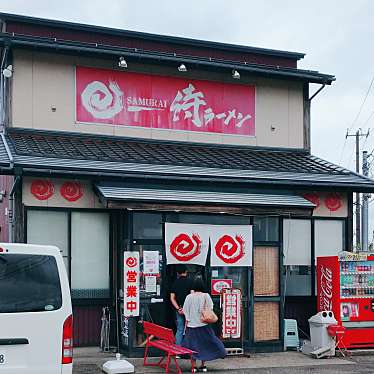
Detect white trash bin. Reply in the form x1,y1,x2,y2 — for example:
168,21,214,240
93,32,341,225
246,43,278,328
301,311,337,358
309,311,337,348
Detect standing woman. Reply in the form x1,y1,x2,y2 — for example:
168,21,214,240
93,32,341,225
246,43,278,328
182,277,226,372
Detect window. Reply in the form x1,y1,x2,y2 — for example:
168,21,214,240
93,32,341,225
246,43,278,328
133,212,163,239
253,217,279,242
27,210,69,272
71,212,110,298
27,209,111,299
0,254,62,313
254,246,279,296
283,219,312,296
254,302,279,341
315,220,344,259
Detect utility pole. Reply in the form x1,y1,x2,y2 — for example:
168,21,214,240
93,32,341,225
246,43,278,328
346,129,370,250
362,150,369,251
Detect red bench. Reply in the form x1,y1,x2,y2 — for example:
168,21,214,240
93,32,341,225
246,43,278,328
142,321,196,373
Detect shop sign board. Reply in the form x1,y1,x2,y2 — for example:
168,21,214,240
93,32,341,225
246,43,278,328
165,223,210,265
221,288,242,339
210,225,253,267
124,252,140,317
76,66,256,136
211,279,232,296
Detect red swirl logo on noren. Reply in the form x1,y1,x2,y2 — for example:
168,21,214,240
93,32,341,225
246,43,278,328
215,234,245,264
169,233,201,261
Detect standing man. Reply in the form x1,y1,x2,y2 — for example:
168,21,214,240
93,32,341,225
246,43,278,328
170,264,194,345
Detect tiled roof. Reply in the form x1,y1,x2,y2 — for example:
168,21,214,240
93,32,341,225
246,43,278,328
8,129,345,174
2,127,374,191
0,134,10,166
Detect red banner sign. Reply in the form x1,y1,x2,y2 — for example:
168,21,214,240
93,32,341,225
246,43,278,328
76,66,255,136
124,252,140,317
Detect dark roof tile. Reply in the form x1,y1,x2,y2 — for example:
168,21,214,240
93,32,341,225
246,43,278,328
6,128,347,176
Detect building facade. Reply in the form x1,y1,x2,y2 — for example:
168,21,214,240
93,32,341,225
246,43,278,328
0,13,373,354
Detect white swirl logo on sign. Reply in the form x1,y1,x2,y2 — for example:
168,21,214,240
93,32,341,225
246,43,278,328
81,80,124,119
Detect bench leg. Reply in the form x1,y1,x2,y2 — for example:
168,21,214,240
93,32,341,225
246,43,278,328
190,354,195,373
143,343,149,366
165,353,171,373
172,355,182,374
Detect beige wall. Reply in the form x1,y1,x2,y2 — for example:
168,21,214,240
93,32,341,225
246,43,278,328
11,49,305,148
23,177,103,208
305,191,348,218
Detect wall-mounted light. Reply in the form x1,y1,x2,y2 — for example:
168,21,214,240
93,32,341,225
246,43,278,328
232,69,240,79
2,65,13,78
118,57,127,68
178,63,187,72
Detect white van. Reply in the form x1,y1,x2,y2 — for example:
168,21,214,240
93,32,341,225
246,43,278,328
0,243,73,374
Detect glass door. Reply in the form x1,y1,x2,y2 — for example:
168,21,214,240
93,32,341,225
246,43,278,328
130,244,165,348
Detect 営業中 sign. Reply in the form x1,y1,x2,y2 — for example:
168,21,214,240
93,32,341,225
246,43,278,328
221,288,242,339
124,252,140,317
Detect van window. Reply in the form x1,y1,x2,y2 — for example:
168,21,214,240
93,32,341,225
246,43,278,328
0,254,62,313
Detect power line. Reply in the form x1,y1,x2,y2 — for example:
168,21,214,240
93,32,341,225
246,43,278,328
339,75,374,164
350,75,374,130
361,107,374,130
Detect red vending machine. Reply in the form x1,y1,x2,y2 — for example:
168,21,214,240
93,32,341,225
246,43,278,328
317,252,374,348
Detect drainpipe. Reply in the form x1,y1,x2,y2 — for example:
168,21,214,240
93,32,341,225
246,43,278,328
0,46,9,128
8,176,20,243
1,132,15,242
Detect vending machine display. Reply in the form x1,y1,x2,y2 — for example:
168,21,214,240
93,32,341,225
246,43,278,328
317,252,374,348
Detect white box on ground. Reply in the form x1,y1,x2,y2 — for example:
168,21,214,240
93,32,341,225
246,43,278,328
102,354,134,374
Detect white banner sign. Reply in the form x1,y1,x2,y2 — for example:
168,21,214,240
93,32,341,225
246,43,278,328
210,225,252,267
222,288,242,339
124,252,140,317
165,223,210,265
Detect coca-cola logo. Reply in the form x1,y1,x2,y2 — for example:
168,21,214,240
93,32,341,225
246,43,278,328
31,179,55,200
215,234,245,264
60,181,84,202
319,265,333,311
169,233,201,262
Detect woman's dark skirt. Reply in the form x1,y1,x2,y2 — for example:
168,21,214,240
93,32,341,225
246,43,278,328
182,325,227,361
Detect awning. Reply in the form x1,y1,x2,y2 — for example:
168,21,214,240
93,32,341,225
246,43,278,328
95,184,315,209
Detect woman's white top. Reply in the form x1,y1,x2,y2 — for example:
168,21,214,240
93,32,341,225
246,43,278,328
183,292,214,328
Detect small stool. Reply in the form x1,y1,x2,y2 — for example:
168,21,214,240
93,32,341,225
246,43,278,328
327,324,349,357
284,319,299,350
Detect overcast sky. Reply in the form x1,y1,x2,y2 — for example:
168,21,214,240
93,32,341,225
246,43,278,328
1,0,374,237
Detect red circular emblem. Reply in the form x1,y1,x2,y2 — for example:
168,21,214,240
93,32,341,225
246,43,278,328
170,233,201,262
31,179,54,200
126,257,137,268
215,234,245,264
325,193,342,212
303,193,320,208
60,181,83,202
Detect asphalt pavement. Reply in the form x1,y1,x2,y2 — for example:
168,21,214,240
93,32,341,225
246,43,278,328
73,347,374,373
